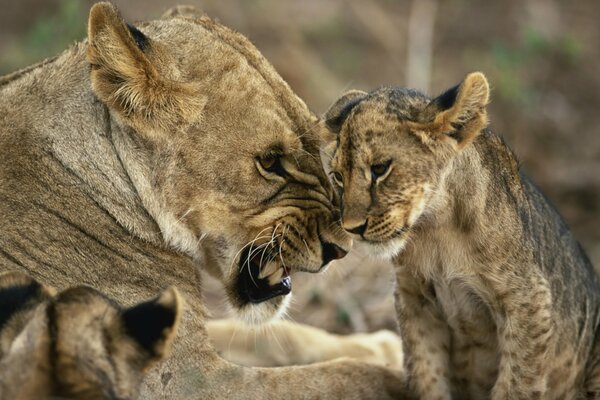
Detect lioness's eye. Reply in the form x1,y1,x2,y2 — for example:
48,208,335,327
330,171,344,187
371,160,391,180
258,154,285,176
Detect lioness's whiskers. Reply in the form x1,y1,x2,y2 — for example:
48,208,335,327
230,231,273,276
278,226,290,275
175,207,195,224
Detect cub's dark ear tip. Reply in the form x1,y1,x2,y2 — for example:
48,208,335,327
0,272,55,330
122,287,182,356
433,84,460,111
325,90,368,133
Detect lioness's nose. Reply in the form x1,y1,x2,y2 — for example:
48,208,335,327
321,242,348,266
343,220,368,236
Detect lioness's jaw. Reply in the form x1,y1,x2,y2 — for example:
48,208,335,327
87,2,206,134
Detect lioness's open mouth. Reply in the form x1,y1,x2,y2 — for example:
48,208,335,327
236,247,291,304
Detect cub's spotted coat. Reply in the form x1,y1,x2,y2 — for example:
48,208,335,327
324,72,600,399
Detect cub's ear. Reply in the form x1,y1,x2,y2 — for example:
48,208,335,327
422,72,490,149
161,5,205,19
87,2,205,134
0,272,54,330
322,90,368,140
121,287,182,362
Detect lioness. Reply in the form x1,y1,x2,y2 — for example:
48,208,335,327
0,3,408,399
323,72,600,399
0,271,180,400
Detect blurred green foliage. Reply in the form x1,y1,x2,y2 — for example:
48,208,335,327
0,0,85,75
479,27,584,107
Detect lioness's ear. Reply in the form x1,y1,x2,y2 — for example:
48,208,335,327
87,2,204,134
323,90,368,140
121,287,181,362
422,72,490,149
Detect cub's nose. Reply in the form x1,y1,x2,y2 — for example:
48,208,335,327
321,242,348,266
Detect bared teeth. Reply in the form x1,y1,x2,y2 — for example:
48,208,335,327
258,261,279,279
267,268,284,286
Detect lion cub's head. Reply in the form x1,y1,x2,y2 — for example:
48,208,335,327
85,3,350,323
0,271,181,400
323,73,490,257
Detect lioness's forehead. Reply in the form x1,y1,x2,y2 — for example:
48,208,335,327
141,16,314,127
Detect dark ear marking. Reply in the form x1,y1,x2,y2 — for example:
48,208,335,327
127,24,149,51
123,302,175,354
326,97,363,132
433,84,460,111
324,90,368,134
0,276,49,330
421,72,490,148
121,287,180,357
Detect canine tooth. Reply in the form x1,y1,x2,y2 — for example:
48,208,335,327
268,268,284,286
259,261,278,279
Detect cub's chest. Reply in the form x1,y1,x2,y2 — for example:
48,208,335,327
433,279,496,343
433,278,500,393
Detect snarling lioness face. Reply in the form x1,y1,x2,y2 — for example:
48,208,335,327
323,74,489,259
87,4,350,323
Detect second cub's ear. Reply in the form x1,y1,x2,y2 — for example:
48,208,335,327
422,72,490,149
0,272,55,330
87,2,204,134
121,287,182,363
322,90,368,141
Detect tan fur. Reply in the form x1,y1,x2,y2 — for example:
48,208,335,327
325,72,600,399
0,272,181,399
0,3,410,398
207,318,403,368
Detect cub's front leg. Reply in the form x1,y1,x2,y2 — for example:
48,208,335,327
490,271,554,399
395,268,452,400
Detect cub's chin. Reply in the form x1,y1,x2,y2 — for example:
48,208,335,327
354,236,408,261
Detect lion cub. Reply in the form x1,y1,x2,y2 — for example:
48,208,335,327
324,72,600,399
0,271,181,400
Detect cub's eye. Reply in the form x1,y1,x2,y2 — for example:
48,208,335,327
371,160,391,180
330,171,344,187
258,154,285,176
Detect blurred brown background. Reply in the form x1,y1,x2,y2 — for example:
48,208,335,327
1,0,598,333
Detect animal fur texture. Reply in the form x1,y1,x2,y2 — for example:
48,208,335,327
0,3,410,399
0,271,181,400
324,72,600,399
